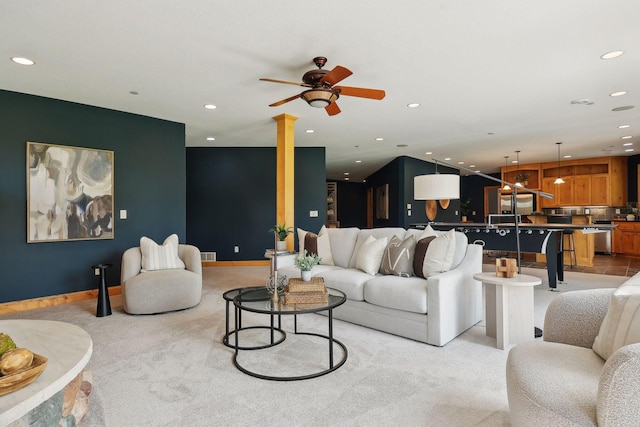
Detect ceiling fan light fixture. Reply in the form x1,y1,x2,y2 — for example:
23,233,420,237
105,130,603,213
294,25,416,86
301,88,338,107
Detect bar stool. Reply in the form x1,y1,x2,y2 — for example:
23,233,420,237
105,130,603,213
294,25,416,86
547,215,576,268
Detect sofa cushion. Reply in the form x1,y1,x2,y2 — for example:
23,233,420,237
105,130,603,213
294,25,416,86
140,234,185,272
325,227,360,268
414,229,457,278
592,281,640,360
297,226,334,265
356,235,388,275
317,268,373,301
364,275,429,314
379,235,416,277
507,341,603,426
348,228,407,268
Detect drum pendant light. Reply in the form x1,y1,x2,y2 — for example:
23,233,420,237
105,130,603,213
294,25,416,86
554,142,565,184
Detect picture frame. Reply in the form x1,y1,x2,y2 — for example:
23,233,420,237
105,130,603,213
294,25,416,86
376,184,389,219
27,141,114,243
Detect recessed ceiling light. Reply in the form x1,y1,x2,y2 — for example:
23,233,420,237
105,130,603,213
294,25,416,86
612,106,634,112
512,160,518,164
355,160,362,163
425,151,432,155
206,137,216,141
610,91,628,97
458,161,464,165
407,103,420,108
345,177,350,181
444,157,451,161
622,135,633,139
563,155,572,158
571,99,594,105
203,104,217,110
11,57,35,65
623,142,633,146
469,165,476,168
618,124,631,129
625,148,634,152
344,172,349,175
601,50,624,60
375,137,384,141
305,129,315,133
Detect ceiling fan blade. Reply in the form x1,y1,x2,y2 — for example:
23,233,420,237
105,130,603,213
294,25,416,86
334,86,386,100
260,78,311,87
319,66,352,86
325,102,341,116
269,93,302,107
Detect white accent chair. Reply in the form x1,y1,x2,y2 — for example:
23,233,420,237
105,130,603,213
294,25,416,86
506,288,640,426
121,244,202,314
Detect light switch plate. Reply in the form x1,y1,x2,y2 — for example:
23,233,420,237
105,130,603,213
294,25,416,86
119,209,127,220
310,210,318,217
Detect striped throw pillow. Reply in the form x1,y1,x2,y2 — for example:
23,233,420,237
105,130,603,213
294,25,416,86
592,282,640,360
140,234,186,272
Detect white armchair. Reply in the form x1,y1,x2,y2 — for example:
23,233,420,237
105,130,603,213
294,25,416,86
506,288,640,426
121,244,202,314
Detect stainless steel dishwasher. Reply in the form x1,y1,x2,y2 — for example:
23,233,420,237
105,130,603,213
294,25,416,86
594,220,612,254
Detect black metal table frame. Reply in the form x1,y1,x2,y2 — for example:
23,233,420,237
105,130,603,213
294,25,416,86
223,287,286,350
232,288,348,381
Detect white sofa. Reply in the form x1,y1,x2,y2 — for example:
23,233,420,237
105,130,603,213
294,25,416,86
506,277,640,426
278,227,483,346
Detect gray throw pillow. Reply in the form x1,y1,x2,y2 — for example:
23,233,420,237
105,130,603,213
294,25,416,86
379,235,417,277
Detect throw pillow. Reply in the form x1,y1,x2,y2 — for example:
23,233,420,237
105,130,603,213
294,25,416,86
356,235,388,276
592,283,640,360
297,226,334,266
414,229,457,278
379,235,416,277
140,234,185,272
413,236,437,278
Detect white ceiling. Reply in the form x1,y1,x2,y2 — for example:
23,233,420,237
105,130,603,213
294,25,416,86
2,1,639,182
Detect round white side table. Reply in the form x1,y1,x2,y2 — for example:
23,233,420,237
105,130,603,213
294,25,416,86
473,272,542,349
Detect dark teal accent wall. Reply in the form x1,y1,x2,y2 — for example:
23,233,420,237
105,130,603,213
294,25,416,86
365,156,460,228
628,154,638,203
186,146,326,259
334,181,367,228
461,173,501,223
0,90,186,303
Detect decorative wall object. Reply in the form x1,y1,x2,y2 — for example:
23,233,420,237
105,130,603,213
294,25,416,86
27,142,114,242
376,184,389,219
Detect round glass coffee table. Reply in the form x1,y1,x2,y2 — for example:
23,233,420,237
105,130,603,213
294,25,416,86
222,286,285,350
232,287,348,381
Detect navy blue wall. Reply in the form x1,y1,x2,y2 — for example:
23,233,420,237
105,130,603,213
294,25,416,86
334,181,367,228
0,90,186,303
186,146,326,260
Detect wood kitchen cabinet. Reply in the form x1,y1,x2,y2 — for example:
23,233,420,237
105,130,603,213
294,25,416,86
519,157,626,207
613,221,640,256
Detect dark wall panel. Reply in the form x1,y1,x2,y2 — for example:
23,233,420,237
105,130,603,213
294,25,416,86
335,181,367,228
186,147,326,259
0,90,186,303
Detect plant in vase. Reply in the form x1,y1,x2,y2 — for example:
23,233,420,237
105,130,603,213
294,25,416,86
460,198,471,222
269,223,293,251
295,250,322,282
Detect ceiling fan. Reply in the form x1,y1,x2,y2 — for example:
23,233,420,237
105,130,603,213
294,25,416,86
260,56,386,116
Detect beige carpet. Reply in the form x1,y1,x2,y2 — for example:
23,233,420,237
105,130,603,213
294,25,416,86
2,266,628,426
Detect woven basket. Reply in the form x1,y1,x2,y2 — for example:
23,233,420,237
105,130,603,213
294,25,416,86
284,291,329,304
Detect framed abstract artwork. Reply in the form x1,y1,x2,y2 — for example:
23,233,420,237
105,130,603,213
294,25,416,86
376,184,389,219
27,141,114,243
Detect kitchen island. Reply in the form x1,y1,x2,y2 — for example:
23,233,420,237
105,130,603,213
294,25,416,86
526,214,596,267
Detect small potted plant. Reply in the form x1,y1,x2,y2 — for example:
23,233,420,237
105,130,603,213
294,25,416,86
295,250,322,281
460,198,471,222
269,223,293,251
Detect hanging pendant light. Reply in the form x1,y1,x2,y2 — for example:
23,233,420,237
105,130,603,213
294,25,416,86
554,142,565,184
502,156,511,191
514,150,523,187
